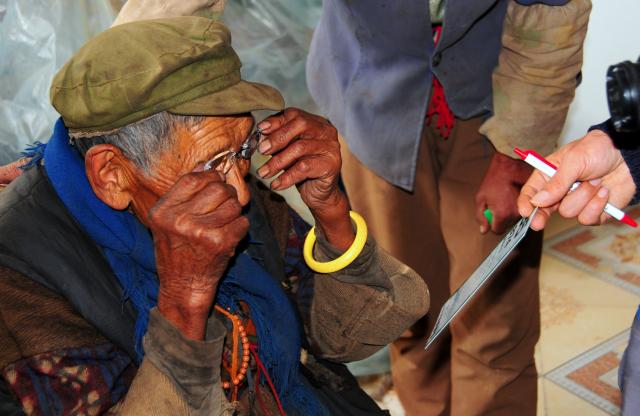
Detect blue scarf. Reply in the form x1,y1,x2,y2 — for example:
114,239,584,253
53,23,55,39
37,118,326,415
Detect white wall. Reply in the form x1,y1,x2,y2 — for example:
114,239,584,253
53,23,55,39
559,0,640,145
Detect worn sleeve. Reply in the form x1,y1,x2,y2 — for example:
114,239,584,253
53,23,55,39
0,267,231,415
111,308,233,415
479,0,592,157
112,0,226,26
306,230,429,362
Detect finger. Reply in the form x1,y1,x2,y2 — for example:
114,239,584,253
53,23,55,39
518,185,537,218
518,170,548,216
197,193,243,227
257,108,308,134
557,181,601,219
180,181,239,216
474,196,490,234
163,170,225,204
530,154,585,208
257,139,329,179
258,116,312,156
490,213,510,235
577,187,610,226
529,207,555,231
489,204,519,235
270,155,334,191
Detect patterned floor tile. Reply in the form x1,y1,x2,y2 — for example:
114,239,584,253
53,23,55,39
537,255,637,372
545,330,630,415
544,207,640,296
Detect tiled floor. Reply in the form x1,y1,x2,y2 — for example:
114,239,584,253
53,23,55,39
536,213,638,415
363,214,640,415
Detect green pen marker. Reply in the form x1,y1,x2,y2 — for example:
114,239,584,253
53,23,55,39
483,208,493,227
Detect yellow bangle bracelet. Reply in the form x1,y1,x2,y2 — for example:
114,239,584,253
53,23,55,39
303,211,368,273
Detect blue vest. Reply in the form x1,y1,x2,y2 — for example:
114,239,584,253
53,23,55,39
307,0,567,191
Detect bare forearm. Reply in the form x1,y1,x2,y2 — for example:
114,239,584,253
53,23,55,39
310,191,354,252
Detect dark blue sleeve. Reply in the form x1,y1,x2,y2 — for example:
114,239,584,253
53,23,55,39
590,120,640,205
514,0,569,5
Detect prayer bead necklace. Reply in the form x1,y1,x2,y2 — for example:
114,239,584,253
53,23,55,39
215,305,250,391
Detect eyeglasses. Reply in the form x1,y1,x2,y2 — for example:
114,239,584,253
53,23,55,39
203,129,261,174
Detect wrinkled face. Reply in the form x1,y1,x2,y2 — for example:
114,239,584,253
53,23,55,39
128,115,254,222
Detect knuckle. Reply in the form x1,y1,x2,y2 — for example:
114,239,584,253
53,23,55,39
237,216,250,234
293,140,308,156
208,231,226,251
180,172,202,188
224,198,243,218
289,118,307,135
286,107,301,118
222,183,238,199
207,181,235,202
297,159,310,172
173,213,193,234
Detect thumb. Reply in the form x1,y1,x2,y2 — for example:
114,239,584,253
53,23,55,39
475,198,490,234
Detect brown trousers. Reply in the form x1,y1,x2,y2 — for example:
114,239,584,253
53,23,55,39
340,117,542,416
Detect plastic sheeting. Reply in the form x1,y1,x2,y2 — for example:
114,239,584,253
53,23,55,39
0,0,321,164
0,0,117,164
223,0,321,114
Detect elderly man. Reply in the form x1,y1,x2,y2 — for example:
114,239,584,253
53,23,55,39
0,17,428,415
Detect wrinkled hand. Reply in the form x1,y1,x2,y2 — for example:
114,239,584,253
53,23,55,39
517,130,636,231
256,108,354,251
476,152,533,234
148,171,249,340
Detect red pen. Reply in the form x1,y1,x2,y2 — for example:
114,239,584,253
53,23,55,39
514,148,637,228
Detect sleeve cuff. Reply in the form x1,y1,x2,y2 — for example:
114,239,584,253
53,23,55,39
142,308,226,406
313,228,390,290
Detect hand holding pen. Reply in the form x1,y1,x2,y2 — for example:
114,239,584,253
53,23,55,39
516,129,638,230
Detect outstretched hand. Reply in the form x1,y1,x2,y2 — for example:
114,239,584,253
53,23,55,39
517,130,636,230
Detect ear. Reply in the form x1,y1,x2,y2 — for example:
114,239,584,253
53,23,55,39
84,144,135,210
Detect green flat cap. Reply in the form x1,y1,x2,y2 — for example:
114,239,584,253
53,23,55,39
50,17,284,137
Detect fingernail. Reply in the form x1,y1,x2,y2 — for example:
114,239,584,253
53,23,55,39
258,121,271,131
598,187,609,198
589,178,602,186
531,190,549,205
271,178,281,189
257,166,270,178
480,225,487,234
259,140,271,154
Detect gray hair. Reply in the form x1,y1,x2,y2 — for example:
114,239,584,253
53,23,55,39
72,112,204,174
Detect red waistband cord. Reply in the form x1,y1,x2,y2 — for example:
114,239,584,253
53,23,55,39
426,25,455,139
250,343,286,416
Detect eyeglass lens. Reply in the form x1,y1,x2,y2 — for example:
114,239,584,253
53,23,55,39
203,129,261,173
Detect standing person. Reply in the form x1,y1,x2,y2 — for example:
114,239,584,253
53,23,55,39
306,1,591,414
